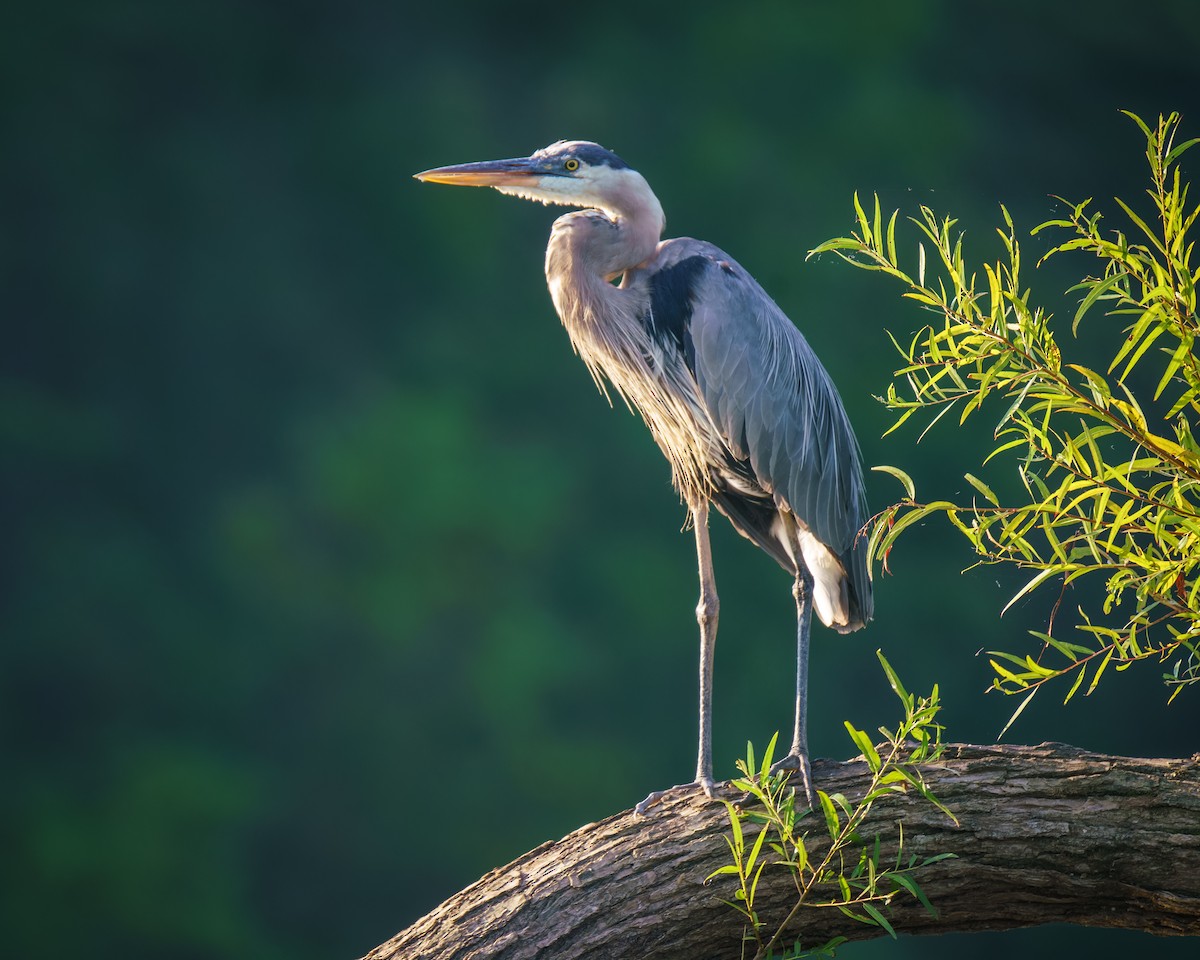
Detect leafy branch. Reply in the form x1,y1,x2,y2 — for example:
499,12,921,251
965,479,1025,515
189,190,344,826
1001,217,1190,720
810,111,1200,716
710,652,956,959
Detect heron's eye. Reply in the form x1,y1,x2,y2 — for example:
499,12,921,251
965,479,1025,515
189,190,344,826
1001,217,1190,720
564,158,580,172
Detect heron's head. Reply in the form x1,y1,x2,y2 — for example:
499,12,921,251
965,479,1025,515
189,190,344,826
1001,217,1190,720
415,140,664,234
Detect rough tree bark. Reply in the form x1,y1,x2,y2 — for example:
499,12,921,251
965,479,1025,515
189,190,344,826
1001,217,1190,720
366,743,1200,959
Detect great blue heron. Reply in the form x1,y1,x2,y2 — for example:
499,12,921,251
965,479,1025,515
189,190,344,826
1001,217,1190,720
415,140,872,811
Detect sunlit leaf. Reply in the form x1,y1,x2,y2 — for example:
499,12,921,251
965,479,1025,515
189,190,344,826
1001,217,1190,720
964,472,1000,506
872,464,916,501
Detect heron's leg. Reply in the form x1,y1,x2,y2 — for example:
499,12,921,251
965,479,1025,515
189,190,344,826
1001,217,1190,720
636,501,720,814
692,500,719,793
769,564,816,808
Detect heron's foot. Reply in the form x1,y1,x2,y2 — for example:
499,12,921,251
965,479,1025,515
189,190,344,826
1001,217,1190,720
769,752,816,809
634,776,719,815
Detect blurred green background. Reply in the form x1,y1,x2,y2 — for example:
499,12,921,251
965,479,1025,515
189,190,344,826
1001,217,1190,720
4,1,1199,957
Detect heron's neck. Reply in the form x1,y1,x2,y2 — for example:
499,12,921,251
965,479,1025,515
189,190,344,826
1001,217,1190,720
545,212,649,334
540,187,715,499
599,172,665,274
543,172,665,352
548,183,662,286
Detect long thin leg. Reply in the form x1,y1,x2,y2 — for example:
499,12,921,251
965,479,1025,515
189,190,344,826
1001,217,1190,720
636,500,720,814
692,500,719,792
770,564,816,808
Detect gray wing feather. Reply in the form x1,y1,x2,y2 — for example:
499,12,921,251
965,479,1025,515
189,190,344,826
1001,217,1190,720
666,240,870,609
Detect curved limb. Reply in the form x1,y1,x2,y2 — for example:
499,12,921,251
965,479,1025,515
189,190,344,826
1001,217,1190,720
636,500,720,815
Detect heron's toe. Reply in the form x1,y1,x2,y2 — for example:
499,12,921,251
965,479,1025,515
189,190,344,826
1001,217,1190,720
634,778,722,815
769,752,816,809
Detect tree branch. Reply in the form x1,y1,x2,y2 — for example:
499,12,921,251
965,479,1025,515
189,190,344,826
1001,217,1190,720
365,743,1200,959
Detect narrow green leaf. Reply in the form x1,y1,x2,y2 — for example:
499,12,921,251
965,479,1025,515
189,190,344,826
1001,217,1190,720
1120,109,1153,139
995,375,1037,434
1087,650,1115,694
844,721,882,772
1165,137,1200,167
749,860,768,909
853,191,870,243
760,731,779,781
1114,196,1167,255
1071,272,1126,335
989,658,1025,684
964,472,1000,506
881,405,920,438
872,464,916,501
744,822,770,876
818,790,840,841
1063,660,1089,704
876,649,910,703
891,872,937,916
1154,340,1190,402
998,688,1037,739
862,902,897,938
728,803,744,851
1002,567,1059,615
1116,321,1167,383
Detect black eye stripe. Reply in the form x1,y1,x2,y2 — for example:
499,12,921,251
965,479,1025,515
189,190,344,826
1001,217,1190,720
531,141,630,170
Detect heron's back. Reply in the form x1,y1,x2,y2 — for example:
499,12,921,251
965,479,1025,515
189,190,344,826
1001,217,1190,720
638,239,873,632
546,217,872,631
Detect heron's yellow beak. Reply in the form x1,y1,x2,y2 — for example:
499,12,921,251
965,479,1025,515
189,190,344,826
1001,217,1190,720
414,157,542,187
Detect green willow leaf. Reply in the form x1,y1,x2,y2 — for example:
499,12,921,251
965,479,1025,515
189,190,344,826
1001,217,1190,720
817,111,1200,718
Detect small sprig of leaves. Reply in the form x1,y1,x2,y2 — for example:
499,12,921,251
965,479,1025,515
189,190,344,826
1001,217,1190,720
708,652,957,960
810,111,1200,720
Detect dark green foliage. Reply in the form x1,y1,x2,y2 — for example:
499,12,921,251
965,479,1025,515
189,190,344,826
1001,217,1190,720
4,4,1200,960
816,114,1200,721
712,654,954,959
